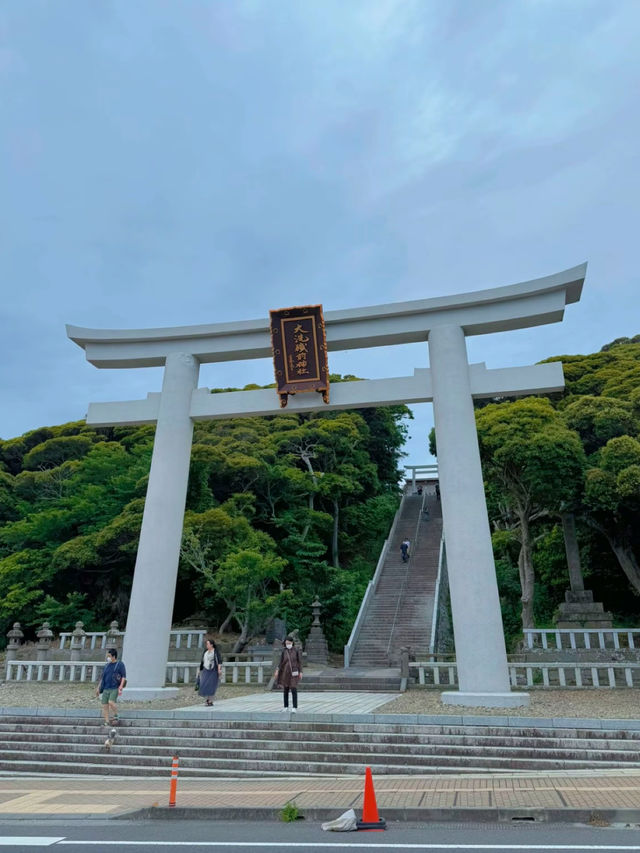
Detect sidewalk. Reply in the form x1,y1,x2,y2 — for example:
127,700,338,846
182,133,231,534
2,770,640,824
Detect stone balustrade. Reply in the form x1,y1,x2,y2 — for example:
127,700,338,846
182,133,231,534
410,660,640,689
6,659,271,685
56,626,206,651
523,628,640,651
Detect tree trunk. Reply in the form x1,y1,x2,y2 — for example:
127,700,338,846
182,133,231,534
605,534,640,594
232,625,250,654
560,511,585,593
331,498,340,568
300,453,317,541
518,511,536,629
587,519,640,595
219,607,236,634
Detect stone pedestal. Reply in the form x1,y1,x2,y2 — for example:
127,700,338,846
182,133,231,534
36,622,53,661
305,627,328,664
554,590,613,629
70,621,86,662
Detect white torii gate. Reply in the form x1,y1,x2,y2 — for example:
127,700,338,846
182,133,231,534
68,263,586,707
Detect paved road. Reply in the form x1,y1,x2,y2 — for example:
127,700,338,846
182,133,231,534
4,818,640,851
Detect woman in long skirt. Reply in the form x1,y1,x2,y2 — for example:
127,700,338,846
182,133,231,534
198,638,222,706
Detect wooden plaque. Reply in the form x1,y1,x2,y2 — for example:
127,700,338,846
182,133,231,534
269,305,329,408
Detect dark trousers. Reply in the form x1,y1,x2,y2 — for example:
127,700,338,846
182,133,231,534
283,687,298,709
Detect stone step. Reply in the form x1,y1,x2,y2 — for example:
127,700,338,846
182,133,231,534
5,733,640,764
4,716,640,776
3,717,640,742
1,746,635,776
6,726,640,754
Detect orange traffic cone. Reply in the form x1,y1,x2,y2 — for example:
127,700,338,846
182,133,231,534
356,766,386,831
168,755,179,807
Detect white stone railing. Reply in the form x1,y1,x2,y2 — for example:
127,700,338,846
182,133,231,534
5,659,271,685
6,661,105,682
166,661,270,685
410,660,640,689
522,628,640,650
58,632,121,650
58,628,207,651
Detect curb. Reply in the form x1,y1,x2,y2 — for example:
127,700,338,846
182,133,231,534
2,806,640,825
119,805,640,825
3,706,640,731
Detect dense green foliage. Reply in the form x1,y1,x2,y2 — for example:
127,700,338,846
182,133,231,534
478,337,640,647
0,379,408,651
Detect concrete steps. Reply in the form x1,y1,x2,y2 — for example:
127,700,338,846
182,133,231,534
350,493,443,667
3,715,640,777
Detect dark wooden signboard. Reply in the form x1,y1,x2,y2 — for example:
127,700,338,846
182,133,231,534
269,305,330,408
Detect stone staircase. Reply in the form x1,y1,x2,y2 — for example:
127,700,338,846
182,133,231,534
349,493,442,667
297,667,402,692
2,713,640,777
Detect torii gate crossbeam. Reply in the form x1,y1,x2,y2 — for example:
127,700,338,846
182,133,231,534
67,263,586,708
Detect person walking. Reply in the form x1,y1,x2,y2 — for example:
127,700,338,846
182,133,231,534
274,636,303,713
198,637,223,706
400,538,410,562
95,648,126,726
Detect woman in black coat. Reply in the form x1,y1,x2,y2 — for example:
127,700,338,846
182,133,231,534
274,636,303,713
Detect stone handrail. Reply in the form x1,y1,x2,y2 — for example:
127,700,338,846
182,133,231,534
6,659,271,685
429,537,446,654
58,631,123,650
343,536,391,668
58,628,207,651
523,628,640,650
410,660,640,689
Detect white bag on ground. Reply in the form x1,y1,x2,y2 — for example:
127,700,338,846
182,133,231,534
321,808,358,831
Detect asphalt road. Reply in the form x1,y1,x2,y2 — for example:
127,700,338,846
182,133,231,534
3,820,640,852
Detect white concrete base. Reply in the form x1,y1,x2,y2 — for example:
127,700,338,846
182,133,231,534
440,691,530,709
119,687,180,702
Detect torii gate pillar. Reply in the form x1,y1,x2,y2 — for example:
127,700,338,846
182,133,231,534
429,325,511,701
123,353,199,696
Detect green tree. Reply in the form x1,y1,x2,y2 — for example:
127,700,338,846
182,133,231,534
476,397,586,628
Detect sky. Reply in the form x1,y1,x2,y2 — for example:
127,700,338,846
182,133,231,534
1,0,639,471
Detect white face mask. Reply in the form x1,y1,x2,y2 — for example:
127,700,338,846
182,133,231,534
285,643,293,649
106,655,112,663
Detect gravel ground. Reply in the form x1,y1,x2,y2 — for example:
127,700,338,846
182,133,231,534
376,688,640,718
0,681,262,711
1,680,640,718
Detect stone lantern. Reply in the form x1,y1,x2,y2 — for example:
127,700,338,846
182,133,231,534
6,622,24,662
36,621,54,661
70,621,86,661
304,597,328,665
106,620,122,650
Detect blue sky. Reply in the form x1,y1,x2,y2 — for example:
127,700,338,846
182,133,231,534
1,0,639,469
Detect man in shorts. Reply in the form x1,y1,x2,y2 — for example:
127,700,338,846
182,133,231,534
96,648,127,725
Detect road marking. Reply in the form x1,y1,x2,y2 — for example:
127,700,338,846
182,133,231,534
0,840,64,847
57,842,640,850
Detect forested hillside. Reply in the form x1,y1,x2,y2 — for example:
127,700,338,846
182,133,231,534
475,335,640,648
3,336,639,656
0,376,409,651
